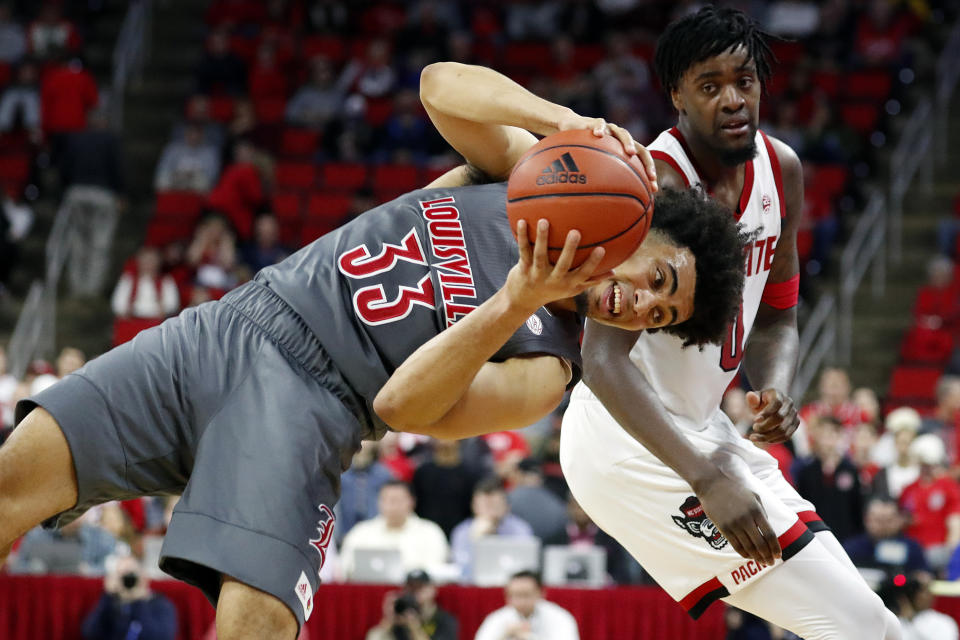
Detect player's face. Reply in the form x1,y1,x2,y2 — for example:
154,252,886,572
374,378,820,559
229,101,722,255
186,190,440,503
582,232,695,331
672,46,761,166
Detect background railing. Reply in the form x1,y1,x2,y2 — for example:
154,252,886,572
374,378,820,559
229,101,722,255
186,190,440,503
111,0,153,130
935,17,960,165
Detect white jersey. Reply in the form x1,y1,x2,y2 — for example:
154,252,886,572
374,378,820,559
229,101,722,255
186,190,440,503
619,127,786,430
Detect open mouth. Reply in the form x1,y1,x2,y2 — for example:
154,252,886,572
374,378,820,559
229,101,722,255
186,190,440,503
720,118,750,135
602,283,623,316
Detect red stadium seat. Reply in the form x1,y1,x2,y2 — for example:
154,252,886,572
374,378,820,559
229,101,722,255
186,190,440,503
155,191,205,221
321,163,368,191
811,71,842,98
422,165,458,185
573,44,606,71
271,191,304,222
900,327,954,365
208,95,235,122
278,220,301,247
375,188,407,204
840,103,880,134
0,153,30,188
502,42,552,73
364,97,394,126
796,229,813,263
811,165,849,200
372,164,420,193
113,317,163,347
280,128,321,158
0,63,10,88
254,97,287,124
302,35,345,62
144,219,192,246
274,162,317,190
307,192,352,221
845,70,893,101
770,41,804,65
301,218,338,245
887,366,942,403
229,35,258,62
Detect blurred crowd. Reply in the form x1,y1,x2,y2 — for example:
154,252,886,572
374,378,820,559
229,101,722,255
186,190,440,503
0,0,958,638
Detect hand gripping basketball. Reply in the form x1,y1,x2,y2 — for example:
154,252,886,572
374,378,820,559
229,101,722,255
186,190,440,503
507,129,655,274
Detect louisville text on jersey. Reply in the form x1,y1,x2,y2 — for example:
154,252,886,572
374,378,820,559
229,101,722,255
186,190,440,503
419,196,479,326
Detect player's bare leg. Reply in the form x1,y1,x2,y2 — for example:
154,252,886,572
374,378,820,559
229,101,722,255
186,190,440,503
0,407,79,567
217,575,298,640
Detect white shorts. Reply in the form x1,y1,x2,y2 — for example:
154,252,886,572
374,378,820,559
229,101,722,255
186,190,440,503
560,383,827,619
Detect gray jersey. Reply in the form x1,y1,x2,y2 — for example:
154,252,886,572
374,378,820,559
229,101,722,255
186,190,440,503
258,183,583,438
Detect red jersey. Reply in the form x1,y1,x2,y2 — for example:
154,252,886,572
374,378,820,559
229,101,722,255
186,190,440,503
899,475,960,548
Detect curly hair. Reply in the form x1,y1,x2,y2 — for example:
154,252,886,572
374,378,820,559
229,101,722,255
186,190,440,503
650,187,750,348
654,6,776,96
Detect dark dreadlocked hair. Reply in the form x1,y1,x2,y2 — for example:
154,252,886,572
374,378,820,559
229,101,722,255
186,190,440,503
654,6,776,96
649,187,750,348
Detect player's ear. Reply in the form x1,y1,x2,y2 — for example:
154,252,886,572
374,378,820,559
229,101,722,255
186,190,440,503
670,88,685,115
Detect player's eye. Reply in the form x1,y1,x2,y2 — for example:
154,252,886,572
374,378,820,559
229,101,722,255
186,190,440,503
701,83,716,94
739,77,754,89
653,268,664,289
651,308,664,326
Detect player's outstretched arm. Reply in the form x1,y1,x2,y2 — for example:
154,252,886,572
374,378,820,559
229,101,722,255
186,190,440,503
581,320,782,567
420,62,655,186
374,221,607,440
741,137,803,445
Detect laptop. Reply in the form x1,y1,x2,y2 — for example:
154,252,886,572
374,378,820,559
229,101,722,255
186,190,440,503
473,536,541,587
350,548,405,584
543,545,607,588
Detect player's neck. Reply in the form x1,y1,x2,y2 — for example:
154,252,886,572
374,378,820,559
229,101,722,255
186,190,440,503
676,120,744,187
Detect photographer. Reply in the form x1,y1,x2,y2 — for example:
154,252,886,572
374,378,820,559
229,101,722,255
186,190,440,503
81,553,177,640
365,590,431,640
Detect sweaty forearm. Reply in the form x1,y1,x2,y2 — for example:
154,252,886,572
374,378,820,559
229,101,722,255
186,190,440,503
374,289,534,430
420,62,572,136
581,323,721,491
742,308,798,392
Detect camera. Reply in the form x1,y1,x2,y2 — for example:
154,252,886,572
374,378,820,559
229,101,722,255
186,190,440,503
121,571,140,591
393,593,420,616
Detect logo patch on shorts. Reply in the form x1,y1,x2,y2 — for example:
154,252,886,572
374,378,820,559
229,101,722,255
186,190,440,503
295,571,313,620
671,496,728,550
309,504,336,570
526,314,543,335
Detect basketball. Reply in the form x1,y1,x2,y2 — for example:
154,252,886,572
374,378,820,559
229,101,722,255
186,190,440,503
506,129,654,274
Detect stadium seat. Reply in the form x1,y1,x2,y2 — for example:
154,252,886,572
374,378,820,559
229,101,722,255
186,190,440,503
900,326,954,365
155,191,205,221
840,103,880,134
271,191,304,222
321,163,368,191
144,219,192,246
229,35,258,62
302,35,345,62
280,128,321,158
274,162,317,190
811,71,842,98
365,97,394,126
307,192,352,221
208,95,235,122
372,164,420,193
301,218,338,245
845,70,893,101
422,165,457,185
811,165,849,200
502,42,552,73
573,44,606,71
0,63,10,88
254,97,287,124
887,365,942,403
278,220,301,247
770,41,804,65
0,153,30,188
375,188,407,204
113,317,163,347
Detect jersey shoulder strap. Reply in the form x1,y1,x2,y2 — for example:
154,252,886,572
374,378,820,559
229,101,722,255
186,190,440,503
648,127,701,188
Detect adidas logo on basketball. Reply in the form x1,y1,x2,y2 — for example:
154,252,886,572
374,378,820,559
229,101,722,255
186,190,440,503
536,152,587,185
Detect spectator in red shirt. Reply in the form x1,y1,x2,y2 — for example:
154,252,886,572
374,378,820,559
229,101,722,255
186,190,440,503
205,140,267,240
40,52,98,139
913,256,960,330
899,434,960,570
799,366,869,429
111,246,180,320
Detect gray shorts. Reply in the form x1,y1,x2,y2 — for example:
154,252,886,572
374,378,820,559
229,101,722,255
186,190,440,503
16,282,366,628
